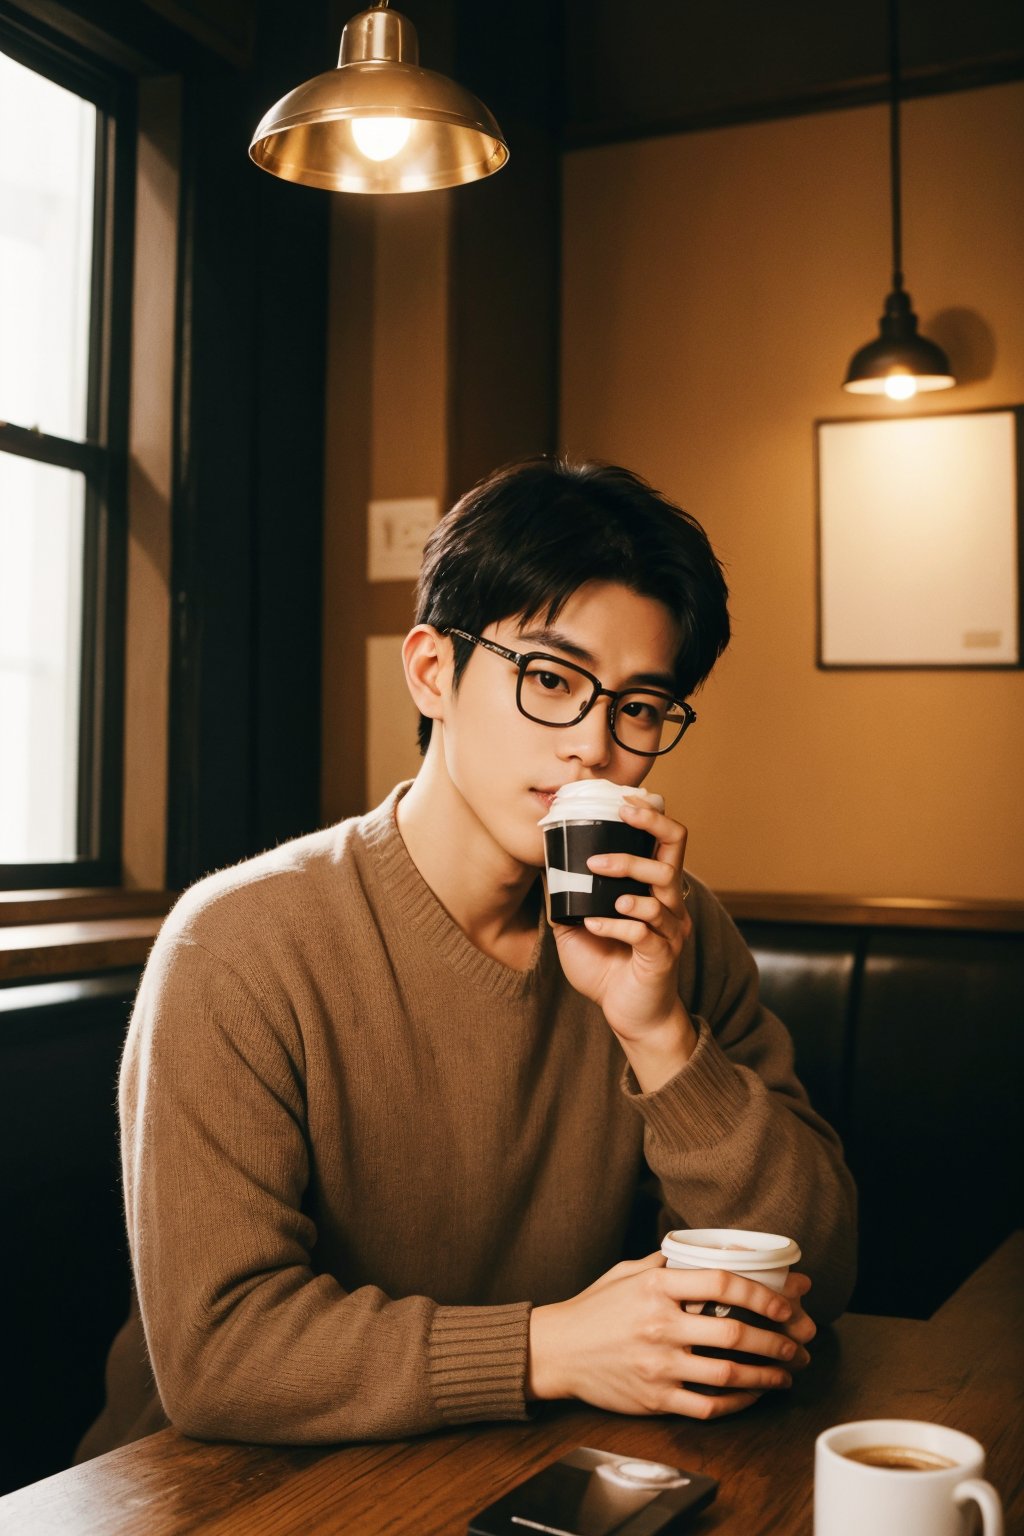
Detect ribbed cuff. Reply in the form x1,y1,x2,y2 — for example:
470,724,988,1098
622,1016,752,1149
427,1302,533,1425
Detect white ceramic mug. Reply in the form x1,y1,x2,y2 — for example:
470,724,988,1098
814,1419,1003,1536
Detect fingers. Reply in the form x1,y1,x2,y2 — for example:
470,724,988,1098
683,1352,793,1393
629,1345,786,1415
582,801,691,946
778,1272,817,1345
613,892,678,934
587,817,691,928
660,1265,794,1322
582,908,677,953
582,881,691,941
660,1385,764,1420
642,1267,811,1395
675,1309,809,1370
621,797,688,871
588,850,679,888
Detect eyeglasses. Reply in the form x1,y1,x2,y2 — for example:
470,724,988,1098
445,629,696,757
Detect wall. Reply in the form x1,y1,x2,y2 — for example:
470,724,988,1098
561,82,1024,900
321,193,450,825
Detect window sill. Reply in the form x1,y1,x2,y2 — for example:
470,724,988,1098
0,889,176,983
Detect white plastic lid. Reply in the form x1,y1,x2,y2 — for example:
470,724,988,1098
661,1228,801,1271
537,778,664,829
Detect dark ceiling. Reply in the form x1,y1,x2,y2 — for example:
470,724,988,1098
563,0,1024,145
21,0,1023,144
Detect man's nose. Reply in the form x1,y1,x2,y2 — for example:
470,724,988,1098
554,698,614,768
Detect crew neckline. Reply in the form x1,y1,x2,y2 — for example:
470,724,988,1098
360,784,553,1001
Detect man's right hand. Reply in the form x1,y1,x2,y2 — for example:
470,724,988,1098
526,1252,813,1420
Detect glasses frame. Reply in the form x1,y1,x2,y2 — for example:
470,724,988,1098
444,628,696,757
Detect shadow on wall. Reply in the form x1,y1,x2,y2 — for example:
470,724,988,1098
927,308,997,384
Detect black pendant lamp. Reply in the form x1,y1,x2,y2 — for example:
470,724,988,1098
843,0,955,399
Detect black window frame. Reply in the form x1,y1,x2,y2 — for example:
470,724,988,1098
0,8,135,891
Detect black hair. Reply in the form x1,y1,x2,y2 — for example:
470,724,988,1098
413,455,730,753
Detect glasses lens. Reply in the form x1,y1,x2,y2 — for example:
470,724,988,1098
613,693,688,755
519,656,596,724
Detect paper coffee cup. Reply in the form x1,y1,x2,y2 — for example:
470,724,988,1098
537,779,664,925
661,1228,802,1396
661,1228,801,1292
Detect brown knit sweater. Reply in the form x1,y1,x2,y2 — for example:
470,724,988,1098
78,785,856,1459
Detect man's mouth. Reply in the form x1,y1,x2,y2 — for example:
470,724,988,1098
531,789,560,812
532,784,585,812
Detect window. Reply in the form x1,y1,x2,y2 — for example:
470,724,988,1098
0,18,133,888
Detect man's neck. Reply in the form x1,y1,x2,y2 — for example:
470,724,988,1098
396,760,542,969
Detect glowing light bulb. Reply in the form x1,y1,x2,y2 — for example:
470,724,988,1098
884,372,917,401
351,116,413,162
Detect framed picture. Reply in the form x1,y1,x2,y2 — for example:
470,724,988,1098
815,406,1022,669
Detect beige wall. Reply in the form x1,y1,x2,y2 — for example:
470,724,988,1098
561,83,1024,901
321,193,451,823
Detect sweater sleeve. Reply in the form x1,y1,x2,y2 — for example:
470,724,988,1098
121,934,532,1445
621,883,858,1326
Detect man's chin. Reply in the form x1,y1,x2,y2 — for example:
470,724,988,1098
508,844,546,877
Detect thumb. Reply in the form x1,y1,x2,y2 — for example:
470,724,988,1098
585,1250,666,1295
616,1251,667,1277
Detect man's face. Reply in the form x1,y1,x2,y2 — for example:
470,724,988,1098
437,580,683,871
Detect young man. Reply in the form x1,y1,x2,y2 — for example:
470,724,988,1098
79,457,856,1460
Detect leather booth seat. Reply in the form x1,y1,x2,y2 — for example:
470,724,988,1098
738,920,1024,1319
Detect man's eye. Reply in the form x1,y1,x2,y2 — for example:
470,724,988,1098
621,699,663,725
531,669,569,692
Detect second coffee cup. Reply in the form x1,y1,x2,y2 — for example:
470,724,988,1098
661,1227,802,1395
538,779,664,925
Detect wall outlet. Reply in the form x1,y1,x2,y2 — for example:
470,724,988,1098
367,497,439,582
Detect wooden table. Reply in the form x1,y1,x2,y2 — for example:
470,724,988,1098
2,1234,1021,1535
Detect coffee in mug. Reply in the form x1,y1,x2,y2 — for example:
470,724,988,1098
815,1419,1003,1536
661,1228,801,1395
842,1445,956,1472
538,779,664,925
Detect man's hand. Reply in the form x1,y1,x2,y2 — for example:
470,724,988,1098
551,798,697,1089
527,1254,814,1420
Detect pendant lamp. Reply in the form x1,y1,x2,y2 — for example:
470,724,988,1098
249,2,509,194
843,0,954,399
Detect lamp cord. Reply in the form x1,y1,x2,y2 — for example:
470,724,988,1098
888,0,903,291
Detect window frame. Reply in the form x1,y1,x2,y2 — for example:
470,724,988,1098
0,10,135,891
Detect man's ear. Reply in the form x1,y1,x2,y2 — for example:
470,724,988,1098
402,625,452,721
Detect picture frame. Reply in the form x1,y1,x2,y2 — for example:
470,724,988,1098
815,406,1023,669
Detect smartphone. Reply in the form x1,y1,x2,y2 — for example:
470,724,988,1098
467,1445,718,1536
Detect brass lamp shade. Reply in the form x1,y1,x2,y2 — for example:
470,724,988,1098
249,4,508,193
843,288,955,398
